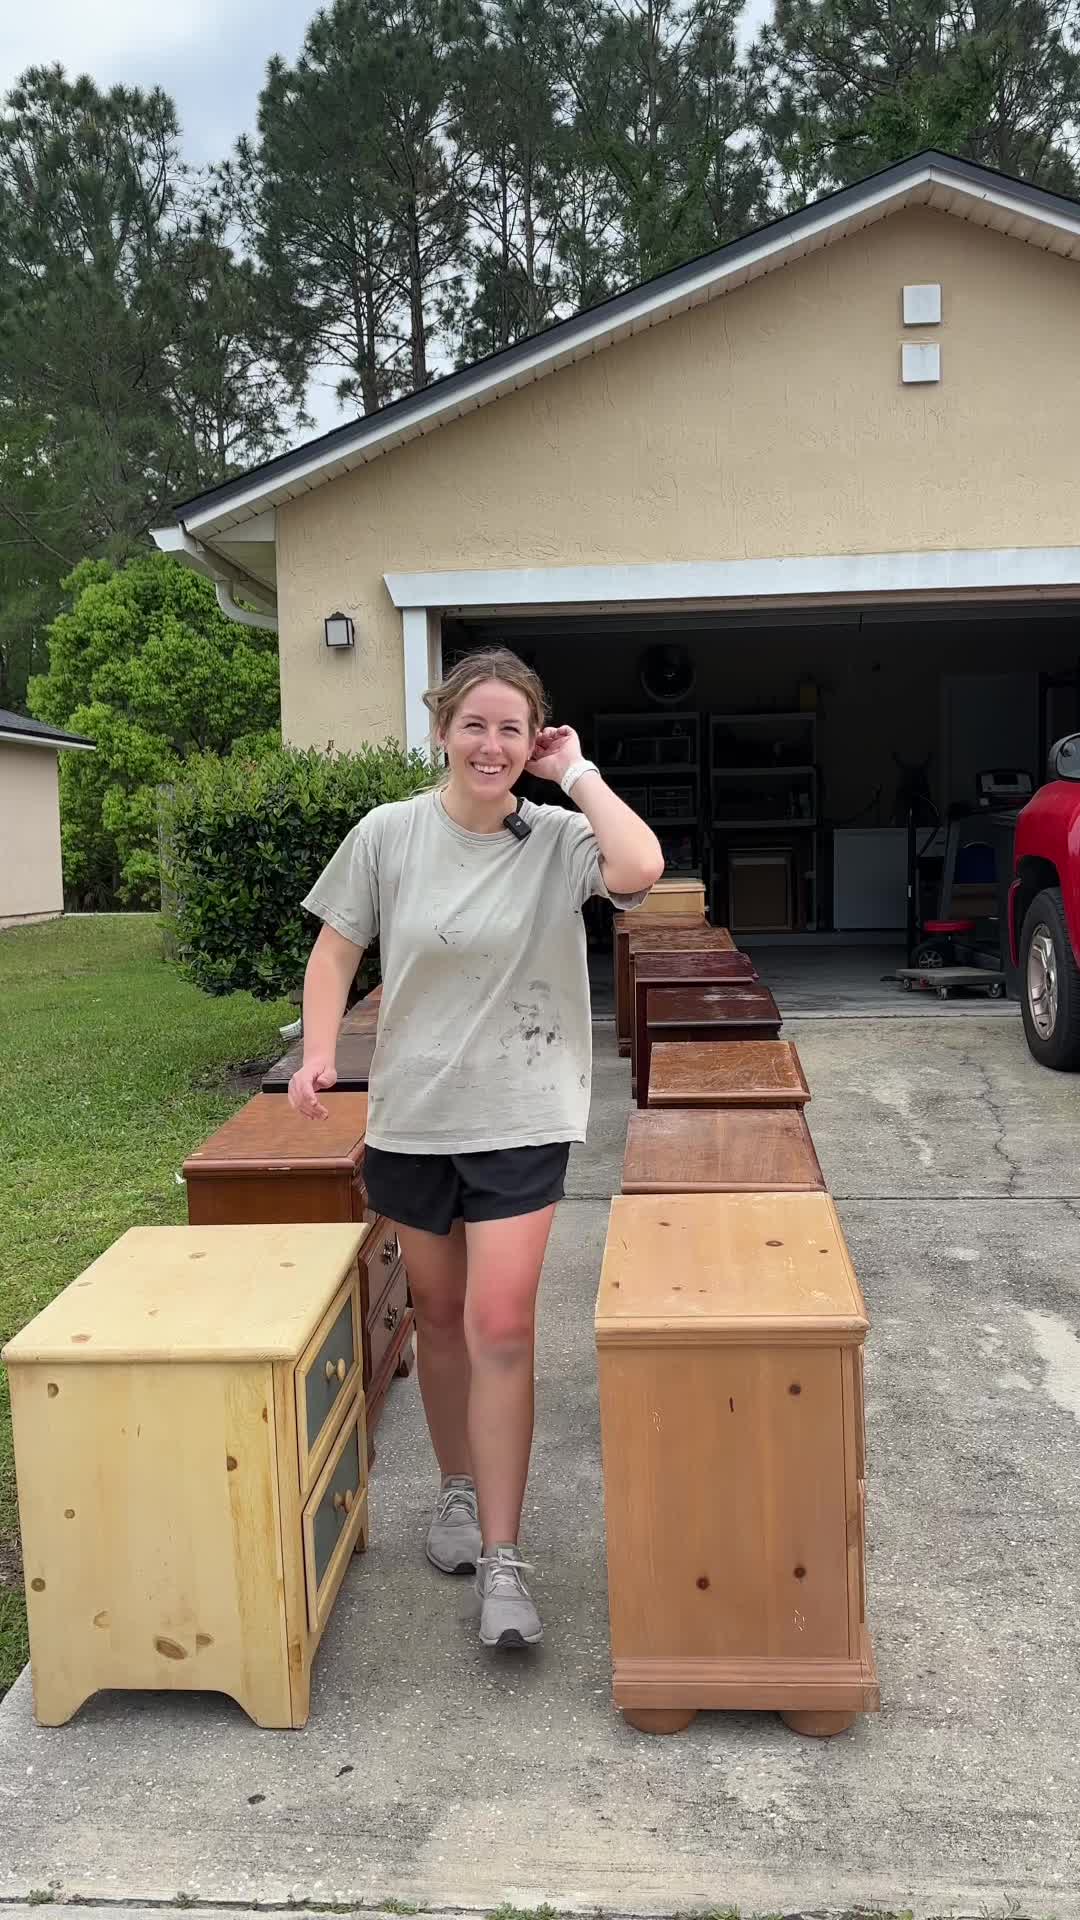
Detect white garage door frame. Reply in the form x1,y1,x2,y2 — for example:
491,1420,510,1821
389,546,1080,753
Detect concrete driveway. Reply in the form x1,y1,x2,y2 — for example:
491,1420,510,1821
2,1013,1079,1917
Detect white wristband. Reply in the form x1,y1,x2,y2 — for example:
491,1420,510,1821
560,758,599,797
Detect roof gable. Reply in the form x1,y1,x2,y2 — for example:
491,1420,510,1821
161,151,1080,549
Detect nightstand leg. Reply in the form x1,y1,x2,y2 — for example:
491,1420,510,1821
622,1706,697,1735
353,1506,370,1554
32,1673,92,1727
395,1333,415,1378
780,1708,856,1737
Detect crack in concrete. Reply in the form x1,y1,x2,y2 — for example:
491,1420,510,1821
951,1046,1023,1198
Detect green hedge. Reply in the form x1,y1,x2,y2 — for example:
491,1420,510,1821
160,740,436,999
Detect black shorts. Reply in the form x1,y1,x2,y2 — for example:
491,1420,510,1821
363,1142,571,1236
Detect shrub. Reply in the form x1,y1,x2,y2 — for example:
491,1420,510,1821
28,554,281,908
160,738,436,999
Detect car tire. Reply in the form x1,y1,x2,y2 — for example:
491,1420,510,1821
1020,887,1080,1071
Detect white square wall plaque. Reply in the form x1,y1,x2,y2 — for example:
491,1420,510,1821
901,343,941,384
903,283,942,325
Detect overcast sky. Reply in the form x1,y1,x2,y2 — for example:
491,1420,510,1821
1,0,774,169
2,0,774,434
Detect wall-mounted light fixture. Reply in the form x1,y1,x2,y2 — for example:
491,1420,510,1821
324,611,355,650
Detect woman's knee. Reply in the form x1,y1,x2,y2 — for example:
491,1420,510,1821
396,1223,466,1336
464,1291,536,1360
412,1283,466,1338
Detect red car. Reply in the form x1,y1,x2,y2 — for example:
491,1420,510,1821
1010,734,1080,1069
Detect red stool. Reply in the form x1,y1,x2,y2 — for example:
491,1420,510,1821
914,918,975,967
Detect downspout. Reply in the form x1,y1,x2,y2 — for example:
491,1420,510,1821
151,522,279,632
214,578,278,632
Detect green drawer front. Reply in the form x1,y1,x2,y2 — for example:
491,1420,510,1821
312,1419,363,1594
305,1293,356,1456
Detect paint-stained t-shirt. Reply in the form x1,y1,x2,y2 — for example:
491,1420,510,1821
300,788,647,1153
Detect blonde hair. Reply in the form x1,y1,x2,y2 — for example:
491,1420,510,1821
423,647,549,739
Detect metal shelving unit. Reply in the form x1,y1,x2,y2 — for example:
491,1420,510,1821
707,712,820,931
593,711,702,876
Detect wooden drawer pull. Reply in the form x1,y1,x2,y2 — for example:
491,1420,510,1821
380,1235,399,1266
383,1302,400,1333
324,1357,347,1384
333,1487,354,1516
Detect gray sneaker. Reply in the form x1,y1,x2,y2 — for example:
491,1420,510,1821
425,1475,481,1574
476,1543,543,1648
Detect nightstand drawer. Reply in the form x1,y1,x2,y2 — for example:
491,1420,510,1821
362,1215,401,1289
302,1394,368,1633
368,1260,409,1390
295,1274,361,1492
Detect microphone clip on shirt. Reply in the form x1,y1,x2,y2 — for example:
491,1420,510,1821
503,800,532,841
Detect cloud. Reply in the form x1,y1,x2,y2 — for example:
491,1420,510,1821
0,0,312,166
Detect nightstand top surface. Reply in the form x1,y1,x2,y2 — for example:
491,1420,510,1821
183,1092,369,1174
597,1192,866,1342
3,1224,367,1364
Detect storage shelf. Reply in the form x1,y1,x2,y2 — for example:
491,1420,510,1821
603,764,698,778
713,765,815,778
710,711,813,726
648,815,699,827
711,819,819,830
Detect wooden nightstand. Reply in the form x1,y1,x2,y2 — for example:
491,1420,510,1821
182,1093,414,1455
613,914,712,1054
647,1038,811,1108
596,1191,878,1738
622,1107,825,1194
630,949,757,1093
638,983,783,1106
3,1223,371,1730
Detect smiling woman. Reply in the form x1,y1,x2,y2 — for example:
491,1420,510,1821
287,646,662,1657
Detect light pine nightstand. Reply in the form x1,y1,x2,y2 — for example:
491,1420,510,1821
3,1222,371,1729
596,1191,878,1737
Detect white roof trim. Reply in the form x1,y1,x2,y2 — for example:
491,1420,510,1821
0,729,95,752
151,522,278,613
385,547,1080,612
171,156,1080,541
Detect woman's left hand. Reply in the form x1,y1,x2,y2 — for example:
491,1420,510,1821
527,725,583,785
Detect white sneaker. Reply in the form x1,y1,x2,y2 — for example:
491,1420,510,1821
425,1475,481,1574
476,1543,543,1648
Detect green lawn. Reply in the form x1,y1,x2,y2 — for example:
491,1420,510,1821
0,914,293,1696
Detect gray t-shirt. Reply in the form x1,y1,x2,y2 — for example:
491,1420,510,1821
301,788,646,1154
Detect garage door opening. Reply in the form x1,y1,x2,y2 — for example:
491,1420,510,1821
442,600,1080,1013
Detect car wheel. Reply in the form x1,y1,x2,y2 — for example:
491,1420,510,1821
1020,887,1080,1070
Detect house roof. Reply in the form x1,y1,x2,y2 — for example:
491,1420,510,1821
0,709,96,751
153,149,1080,590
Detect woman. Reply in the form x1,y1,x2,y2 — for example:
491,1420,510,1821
289,648,663,1650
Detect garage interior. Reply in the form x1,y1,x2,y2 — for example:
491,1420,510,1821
443,600,1080,1012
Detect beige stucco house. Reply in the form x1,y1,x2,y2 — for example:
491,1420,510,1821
153,151,1080,938
0,711,95,930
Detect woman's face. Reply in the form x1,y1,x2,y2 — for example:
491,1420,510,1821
440,678,535,804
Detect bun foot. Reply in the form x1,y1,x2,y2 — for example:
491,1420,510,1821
622,1706,697,1735
780,1708,856,1738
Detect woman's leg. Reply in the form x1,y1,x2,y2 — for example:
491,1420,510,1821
463,1205,556,1549
395,1219,471,1476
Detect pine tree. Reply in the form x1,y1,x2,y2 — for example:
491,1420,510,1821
754,0,1080,202
445,0,568,360
226,6,405,416
559,0,766,284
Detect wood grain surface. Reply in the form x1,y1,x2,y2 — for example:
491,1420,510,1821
621,1106,825,1193
647,1039,810,1108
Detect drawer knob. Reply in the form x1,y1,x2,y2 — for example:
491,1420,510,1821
383,1302,400,1333
333,1488,354,1515
381,1236,399,1265
325,1357,347,1384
